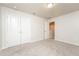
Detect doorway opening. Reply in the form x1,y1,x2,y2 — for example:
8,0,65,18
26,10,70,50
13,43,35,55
49,22,55,39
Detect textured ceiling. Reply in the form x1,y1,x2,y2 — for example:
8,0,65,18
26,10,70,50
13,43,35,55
0,3,79,19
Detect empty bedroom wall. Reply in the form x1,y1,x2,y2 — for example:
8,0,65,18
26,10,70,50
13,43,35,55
49,11,79,46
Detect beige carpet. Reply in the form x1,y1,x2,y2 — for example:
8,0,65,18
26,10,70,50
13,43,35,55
0,39,79,56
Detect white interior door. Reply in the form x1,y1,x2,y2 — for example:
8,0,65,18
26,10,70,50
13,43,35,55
31,17,44,42
2,8,21,48
21,14,31,44
44,20,49,39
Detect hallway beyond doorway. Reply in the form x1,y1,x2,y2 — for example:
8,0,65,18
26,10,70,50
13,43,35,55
49,22,55,39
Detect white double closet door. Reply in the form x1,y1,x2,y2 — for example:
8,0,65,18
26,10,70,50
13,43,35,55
2,8,31,49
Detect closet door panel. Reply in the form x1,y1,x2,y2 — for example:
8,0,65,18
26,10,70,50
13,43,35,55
31,17,44,42
21,14,31,44
6,14,20,47
2,8,21,48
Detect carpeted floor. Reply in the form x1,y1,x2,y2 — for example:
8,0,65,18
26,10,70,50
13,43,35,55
0,39,79,56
